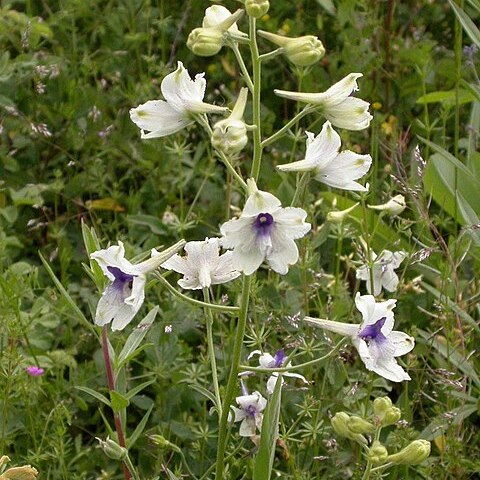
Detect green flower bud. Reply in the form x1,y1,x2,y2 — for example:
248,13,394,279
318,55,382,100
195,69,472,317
347,415,375,435
96,437,128,460
327,202,359,223
387,440,431,465
367,441,389,465
187,27,224,57
149,435,182,453
373,396,392,417
245,0,270,18
331,412,367,445
258,30,325,66
373,397,402,426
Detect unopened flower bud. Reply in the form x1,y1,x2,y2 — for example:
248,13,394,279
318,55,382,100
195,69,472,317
373,397,401,426
187,27,224,57
369,442,388,463
326,202,359,223
0,466,39,480
211,87,249,155
347,415,375,435
367,441,389,464
331,412,367,445
387,439,431,465
368,194,406,215
258,31,325,66
96,437,128,460
245,0,270,18
149,435,182,453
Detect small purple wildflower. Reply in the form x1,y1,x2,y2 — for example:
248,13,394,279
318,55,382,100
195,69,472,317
26,366,45,377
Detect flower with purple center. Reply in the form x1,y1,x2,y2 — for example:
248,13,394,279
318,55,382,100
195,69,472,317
231,390,267,437
244,349,309,394
304,293,415,382
220,179,311,275
90,239,184,331
26,366,45,377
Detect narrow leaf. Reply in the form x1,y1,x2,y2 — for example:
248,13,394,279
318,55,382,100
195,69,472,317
127,404,154,449
125,379,156,400
75,386,111,407
39,252,97,336
116,307,158,370
110,390,130,412
448,0,480,48
253,377,282,480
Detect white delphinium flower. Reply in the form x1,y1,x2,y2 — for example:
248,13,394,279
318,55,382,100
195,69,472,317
246,349,308,394
368,194,406,215
91,240,184,331
232,391,267,437
202,5,243,33
277,121,372,191
220,179,311,275
275,73,373,130
305,293,415,382
356,250,406,296
161,237,240,290
129,61,228,139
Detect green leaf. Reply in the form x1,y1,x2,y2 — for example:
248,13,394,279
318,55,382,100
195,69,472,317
253,377,282,480
165,469,181,480
127,404,153,449
39,252,97,336
125,379,156,400
186,383,219,411
416,89,476,105
116,307,158,370
421,403,478,440
75,386,110,407
110,391,130,412
127,214,168,235
448,0,480,48
315,0,336,15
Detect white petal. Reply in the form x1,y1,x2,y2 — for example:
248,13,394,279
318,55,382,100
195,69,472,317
258,353,276,368
242,189,282,217
372,358,411,382
304,121,341,169
316,152,372,191
161,254,191,275
220,216,255,249
392,251,407,269
136,240,185,274
380,268,400,292
354,293,377,324
236,393,259,410
276,157,318,172
239,417,256,437
247,350,262,360
255,392,268,412
273,207,311,239
231,242,265,275
266,374,281,395
304,317,359,337
266,232,299,275
231,406,246,422
389,331,415,356
91,242,136,279
95,282,142,331
129,100,192,138
324,97,372,131
203,5,240,32
210,251,241,285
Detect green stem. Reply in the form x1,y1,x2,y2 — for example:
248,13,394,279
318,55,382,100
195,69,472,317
155,274,240,314
290,171,310,207
249,16,263,180
215,275,252,480
203,288,222,417
230,41,254,92
262,105,315,148
197,114,248,192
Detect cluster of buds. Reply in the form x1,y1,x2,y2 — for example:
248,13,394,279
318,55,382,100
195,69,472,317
331,397,431,468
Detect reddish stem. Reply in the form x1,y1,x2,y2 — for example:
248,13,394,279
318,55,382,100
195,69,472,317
102,326,132,480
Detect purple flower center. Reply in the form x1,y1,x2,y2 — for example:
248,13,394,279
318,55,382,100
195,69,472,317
107,266,135,296
245,404,257,417
359,317,387,343
254,212,274,236
273,349,286,368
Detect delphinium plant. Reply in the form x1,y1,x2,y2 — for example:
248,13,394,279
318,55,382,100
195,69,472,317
74,1,432,479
